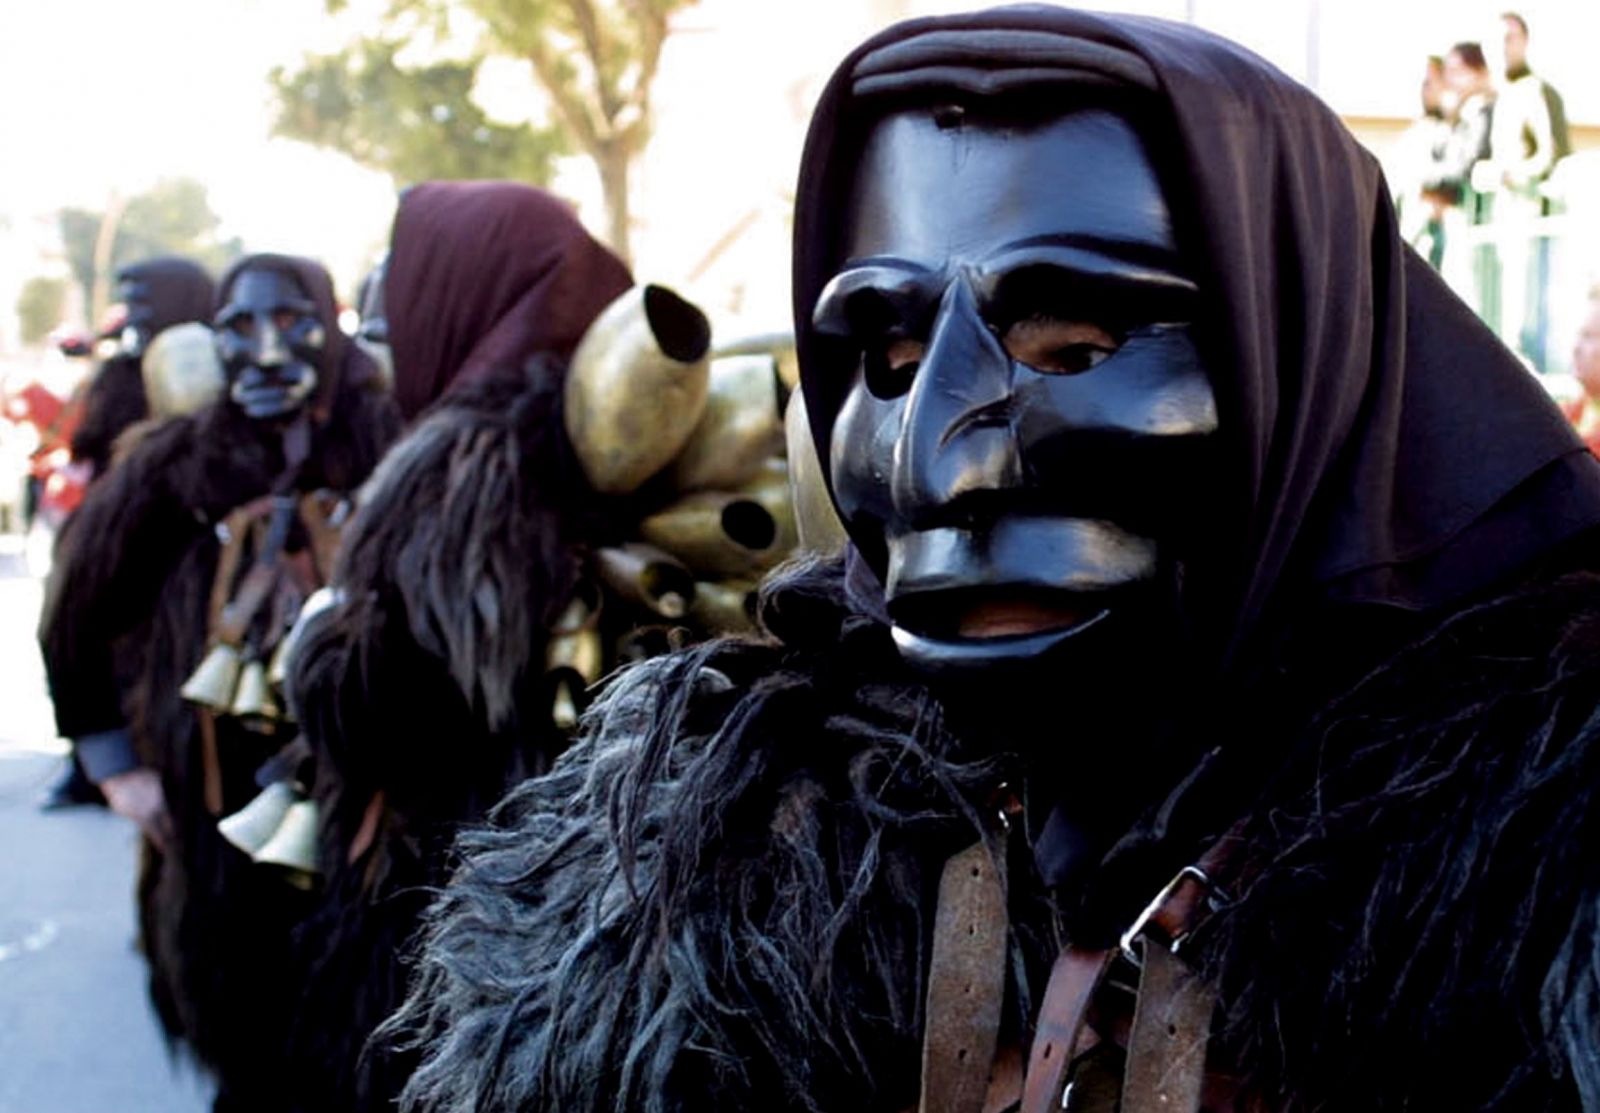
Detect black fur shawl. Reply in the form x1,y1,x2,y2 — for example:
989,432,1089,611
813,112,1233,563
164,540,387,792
284,357,595,1112
389,557,1600,1113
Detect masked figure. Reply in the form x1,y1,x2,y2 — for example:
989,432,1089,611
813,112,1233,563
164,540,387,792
71,255,216,478
389,11,1600,1113
279,181,797,1112
38,253,400,1113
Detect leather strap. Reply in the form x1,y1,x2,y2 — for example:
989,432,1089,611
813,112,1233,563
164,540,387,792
206,497,273,642
298,490,346,582
347,789,388,868
1121,945,1215,1113
1019,946,1116,1113
920,840,1011,1113
197,708,225,817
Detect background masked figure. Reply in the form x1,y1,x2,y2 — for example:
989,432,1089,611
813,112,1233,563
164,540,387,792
389,10,1600,1113
284,180,800,1112
41,255,217,808
71,255,216,478
38,252,399,1112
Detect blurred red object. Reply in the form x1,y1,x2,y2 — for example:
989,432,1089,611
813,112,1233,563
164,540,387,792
41,457,89,517
7,381,68,434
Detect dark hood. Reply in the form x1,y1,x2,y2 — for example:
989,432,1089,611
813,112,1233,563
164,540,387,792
793,5,1600,680
384,181,633,423
115,255,215,338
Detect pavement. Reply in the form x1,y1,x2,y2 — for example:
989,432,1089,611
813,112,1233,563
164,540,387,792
0,530,212,1113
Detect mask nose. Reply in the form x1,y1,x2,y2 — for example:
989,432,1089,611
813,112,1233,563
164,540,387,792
890,275,1022,522
255,318,289,367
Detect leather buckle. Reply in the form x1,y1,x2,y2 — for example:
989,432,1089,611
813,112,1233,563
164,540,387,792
1118,865,1220,965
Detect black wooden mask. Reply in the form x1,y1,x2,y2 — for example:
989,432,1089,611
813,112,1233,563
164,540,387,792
812,105,1218,675
214,267,325,421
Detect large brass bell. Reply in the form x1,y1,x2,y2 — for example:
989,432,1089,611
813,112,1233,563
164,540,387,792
564,284,713,495
734,458,799,561
593,544,696,620
639,492,779,579
546,593,604,685
266,636,291,690
546,592,604,731
180,643,243,711
689,580,757,635
142,322,225,419
253,799,321,883
229,660,280,724
615,625,682,666
669,354,785,492
218,782,297,857
784,391,849,555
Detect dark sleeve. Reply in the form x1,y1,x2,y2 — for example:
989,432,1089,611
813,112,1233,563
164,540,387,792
38,416,206,746
70,355,149,479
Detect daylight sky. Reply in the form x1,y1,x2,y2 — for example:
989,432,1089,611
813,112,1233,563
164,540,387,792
0,0,1596,343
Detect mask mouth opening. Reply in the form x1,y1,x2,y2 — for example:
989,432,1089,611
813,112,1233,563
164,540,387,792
888,583,1128,642
231,364,318,418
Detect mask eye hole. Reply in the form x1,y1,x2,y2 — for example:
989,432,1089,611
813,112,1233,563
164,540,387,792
273,310,298,333
1002,317,1120,375
864,337,926,400
225,315,254,338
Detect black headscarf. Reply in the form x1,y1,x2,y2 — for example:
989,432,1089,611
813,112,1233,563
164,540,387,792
794,5,1600,680
116,256,215,337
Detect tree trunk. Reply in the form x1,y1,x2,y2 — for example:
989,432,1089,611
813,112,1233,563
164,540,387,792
596,141,632,267
90,192,128,329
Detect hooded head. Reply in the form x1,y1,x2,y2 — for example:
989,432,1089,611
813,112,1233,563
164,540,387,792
115,255,215,357
213,253,352,422
795,6,1600,698
382,181,633,422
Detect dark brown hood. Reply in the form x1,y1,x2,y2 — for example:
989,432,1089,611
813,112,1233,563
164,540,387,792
384,181,633,423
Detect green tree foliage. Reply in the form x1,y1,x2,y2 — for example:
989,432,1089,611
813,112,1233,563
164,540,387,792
275,0,699,264
453,0,698,263
16,276,69,347
269,38,564,188
58,177,243,323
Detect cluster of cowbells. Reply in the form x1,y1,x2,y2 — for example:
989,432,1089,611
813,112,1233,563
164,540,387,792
547,283,844,727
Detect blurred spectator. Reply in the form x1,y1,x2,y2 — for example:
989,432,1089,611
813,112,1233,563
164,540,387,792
1565,289,1600,455
1494,11,1571,187
1481,12,1571,369
1427,42,1495,209
1398,56,1453,267
1428,43,1499,325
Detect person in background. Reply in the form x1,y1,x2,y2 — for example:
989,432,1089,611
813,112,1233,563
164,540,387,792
1562,288,1600,455
37,253,400,1112
40,255,216,810
1486,11,1571,368
1399,55,1453,268
1430,42,1499,323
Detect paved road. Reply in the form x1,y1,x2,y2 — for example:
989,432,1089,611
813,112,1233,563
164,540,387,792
0,532,212,1113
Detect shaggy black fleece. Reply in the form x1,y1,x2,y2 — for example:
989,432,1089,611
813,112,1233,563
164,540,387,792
283,358,597,1112
40,373,398,1112
389,556,1600,1113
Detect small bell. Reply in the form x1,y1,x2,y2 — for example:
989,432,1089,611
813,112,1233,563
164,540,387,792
218,782,297,857
229,660,279,723
180,644,243,711
253,799,321,881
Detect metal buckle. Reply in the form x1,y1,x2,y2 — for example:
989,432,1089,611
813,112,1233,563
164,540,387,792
1119,865,1212,966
